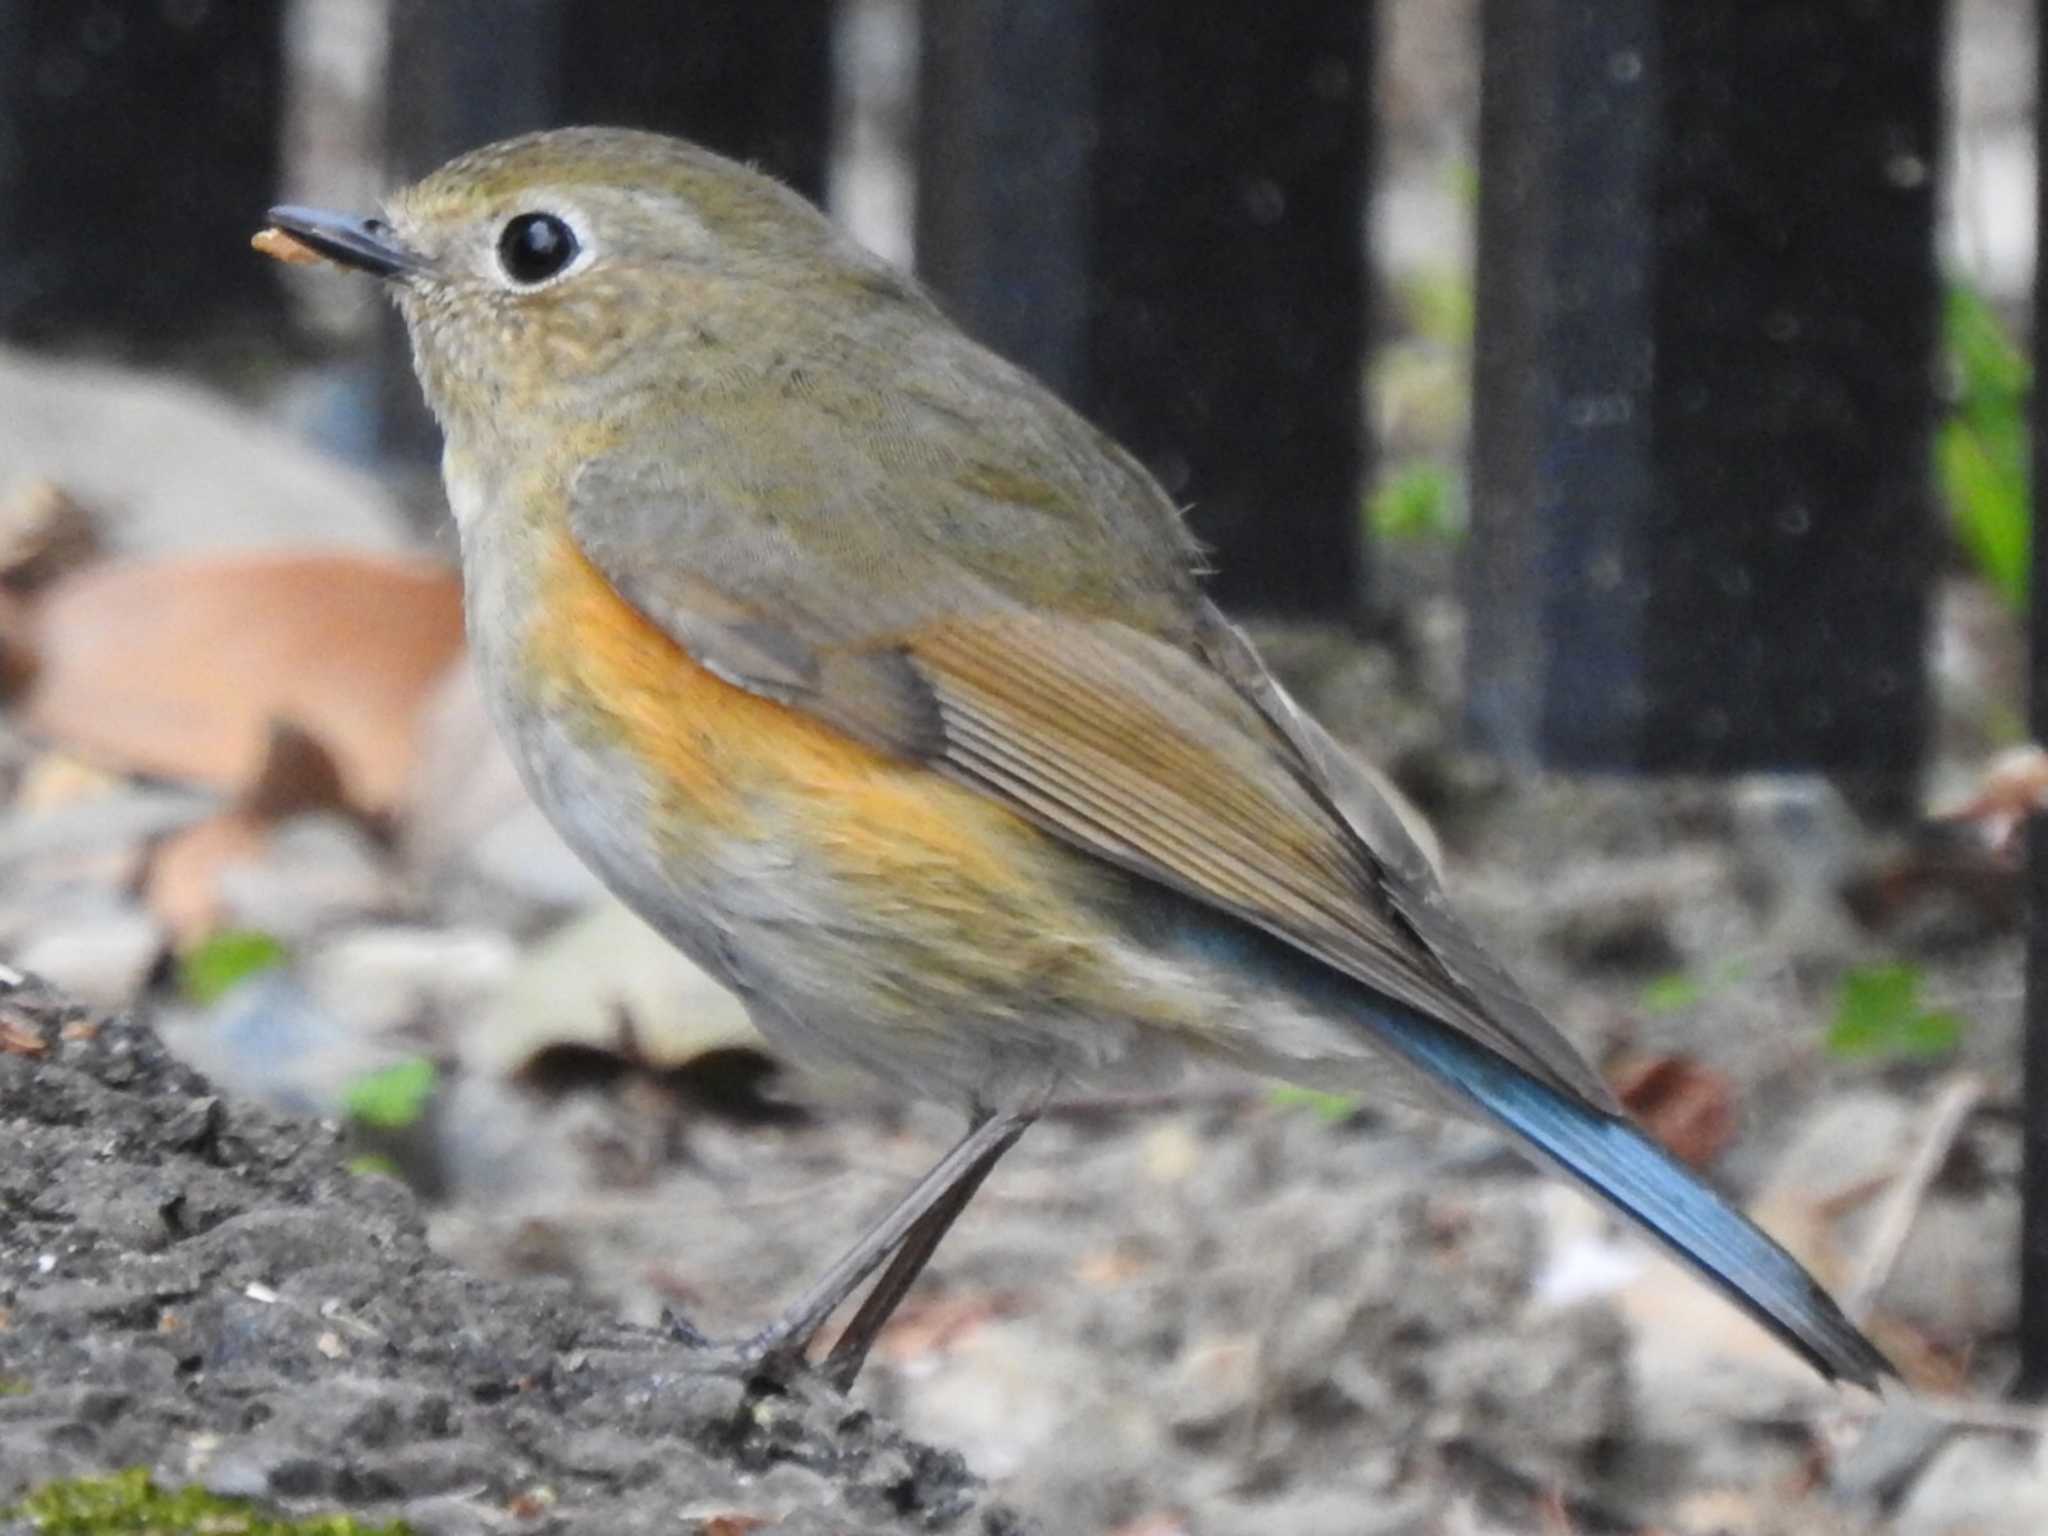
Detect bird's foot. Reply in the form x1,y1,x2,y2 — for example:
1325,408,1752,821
661,1307,815,1384
661,1306,717,1350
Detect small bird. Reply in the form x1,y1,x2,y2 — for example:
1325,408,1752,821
264,127,1891,1393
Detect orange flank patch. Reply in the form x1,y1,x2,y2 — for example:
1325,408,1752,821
523,528,1051,898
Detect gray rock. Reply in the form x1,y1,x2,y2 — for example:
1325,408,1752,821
159,969,363,1117
0,346,411,557
213,812,398,942
6,897,164,1011
1896,1435,2048,1536
1880,1192,2020,1342
460,898,755,1076
0,972,1027,1534
304,923,517,1042
1764,1091,1915,1207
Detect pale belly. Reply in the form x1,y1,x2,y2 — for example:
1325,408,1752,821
459,520,1200,1109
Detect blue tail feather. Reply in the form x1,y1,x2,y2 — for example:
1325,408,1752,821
1362,997,1894,1388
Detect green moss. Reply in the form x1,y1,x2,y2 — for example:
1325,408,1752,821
9,1469,414,1534
0,1376,29,1396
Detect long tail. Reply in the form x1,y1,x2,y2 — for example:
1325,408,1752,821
1361,996,1894,1389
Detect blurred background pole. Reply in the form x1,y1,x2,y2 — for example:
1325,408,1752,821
376,0,562,466
378,0,834,468
917,0,1095,401
0,0,285,352
918,2,1372,618
1467,1,1940,784
2020,0,2048,1401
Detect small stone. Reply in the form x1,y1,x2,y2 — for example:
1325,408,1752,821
162,1095,224,1154
1880,1192,2019,1341
163,970,356,1116
8,901,164,1012
1896,1436,2048,1536
1542,890,1682,973
212,813,397,942
304,922,516,1041
1764,1091,1914,1205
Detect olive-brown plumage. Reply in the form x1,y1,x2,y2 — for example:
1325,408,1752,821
265,126,1892,1392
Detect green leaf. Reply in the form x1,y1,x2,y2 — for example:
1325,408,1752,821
1947,283,2031,397
1399,268,1475,347
1826,964,1966,1061
1369,462,1461,541
177,930,288,1005
1638,958,1750,1015
1269,1084,1361,1123
1639,972,1704,1013
342,1058,438,1130
1938,283,2031,610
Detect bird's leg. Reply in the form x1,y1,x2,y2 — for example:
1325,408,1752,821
734,1107,1035,1376
820,1110,1033,1390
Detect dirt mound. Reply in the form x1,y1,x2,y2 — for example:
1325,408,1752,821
0,973,1024,1535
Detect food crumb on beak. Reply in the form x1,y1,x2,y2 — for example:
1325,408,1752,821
251,227,328,267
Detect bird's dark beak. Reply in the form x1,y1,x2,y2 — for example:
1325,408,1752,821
264,205,424,279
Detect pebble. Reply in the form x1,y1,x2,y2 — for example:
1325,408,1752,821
304,922,517,1041
213,812,397,941
6,897,164,1010
1896,1435,2048,1536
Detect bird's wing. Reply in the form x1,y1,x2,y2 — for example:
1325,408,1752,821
1191,609,1623,1110
568,439,1617,1110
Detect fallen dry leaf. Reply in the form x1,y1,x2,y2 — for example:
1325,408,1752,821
698,1516,772,1536
0,586,36,699
503,1487,556,1520
0,1013,46,1055
0,479,100,593
142,719,357,943
238,715,351,820
1935,742,2048,859
16,551,464,816
144,813,266,945
1608,1053,1736,1169
1107,1514,1193,1536
1074,1245,1153,1290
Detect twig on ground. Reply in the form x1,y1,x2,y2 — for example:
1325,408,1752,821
1842,1072,1986,1322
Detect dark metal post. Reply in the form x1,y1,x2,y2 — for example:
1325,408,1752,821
2019,0,2048,1400
917,0,1097,399
555,1,835,202
0,1,285,350
377,1,835,464
1467,1,1941,776
917,3,1372,617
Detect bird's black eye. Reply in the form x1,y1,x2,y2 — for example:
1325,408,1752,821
497,212,579,285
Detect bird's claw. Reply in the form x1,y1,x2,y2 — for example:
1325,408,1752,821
660,1306,717,1350
661,1307,817,1384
